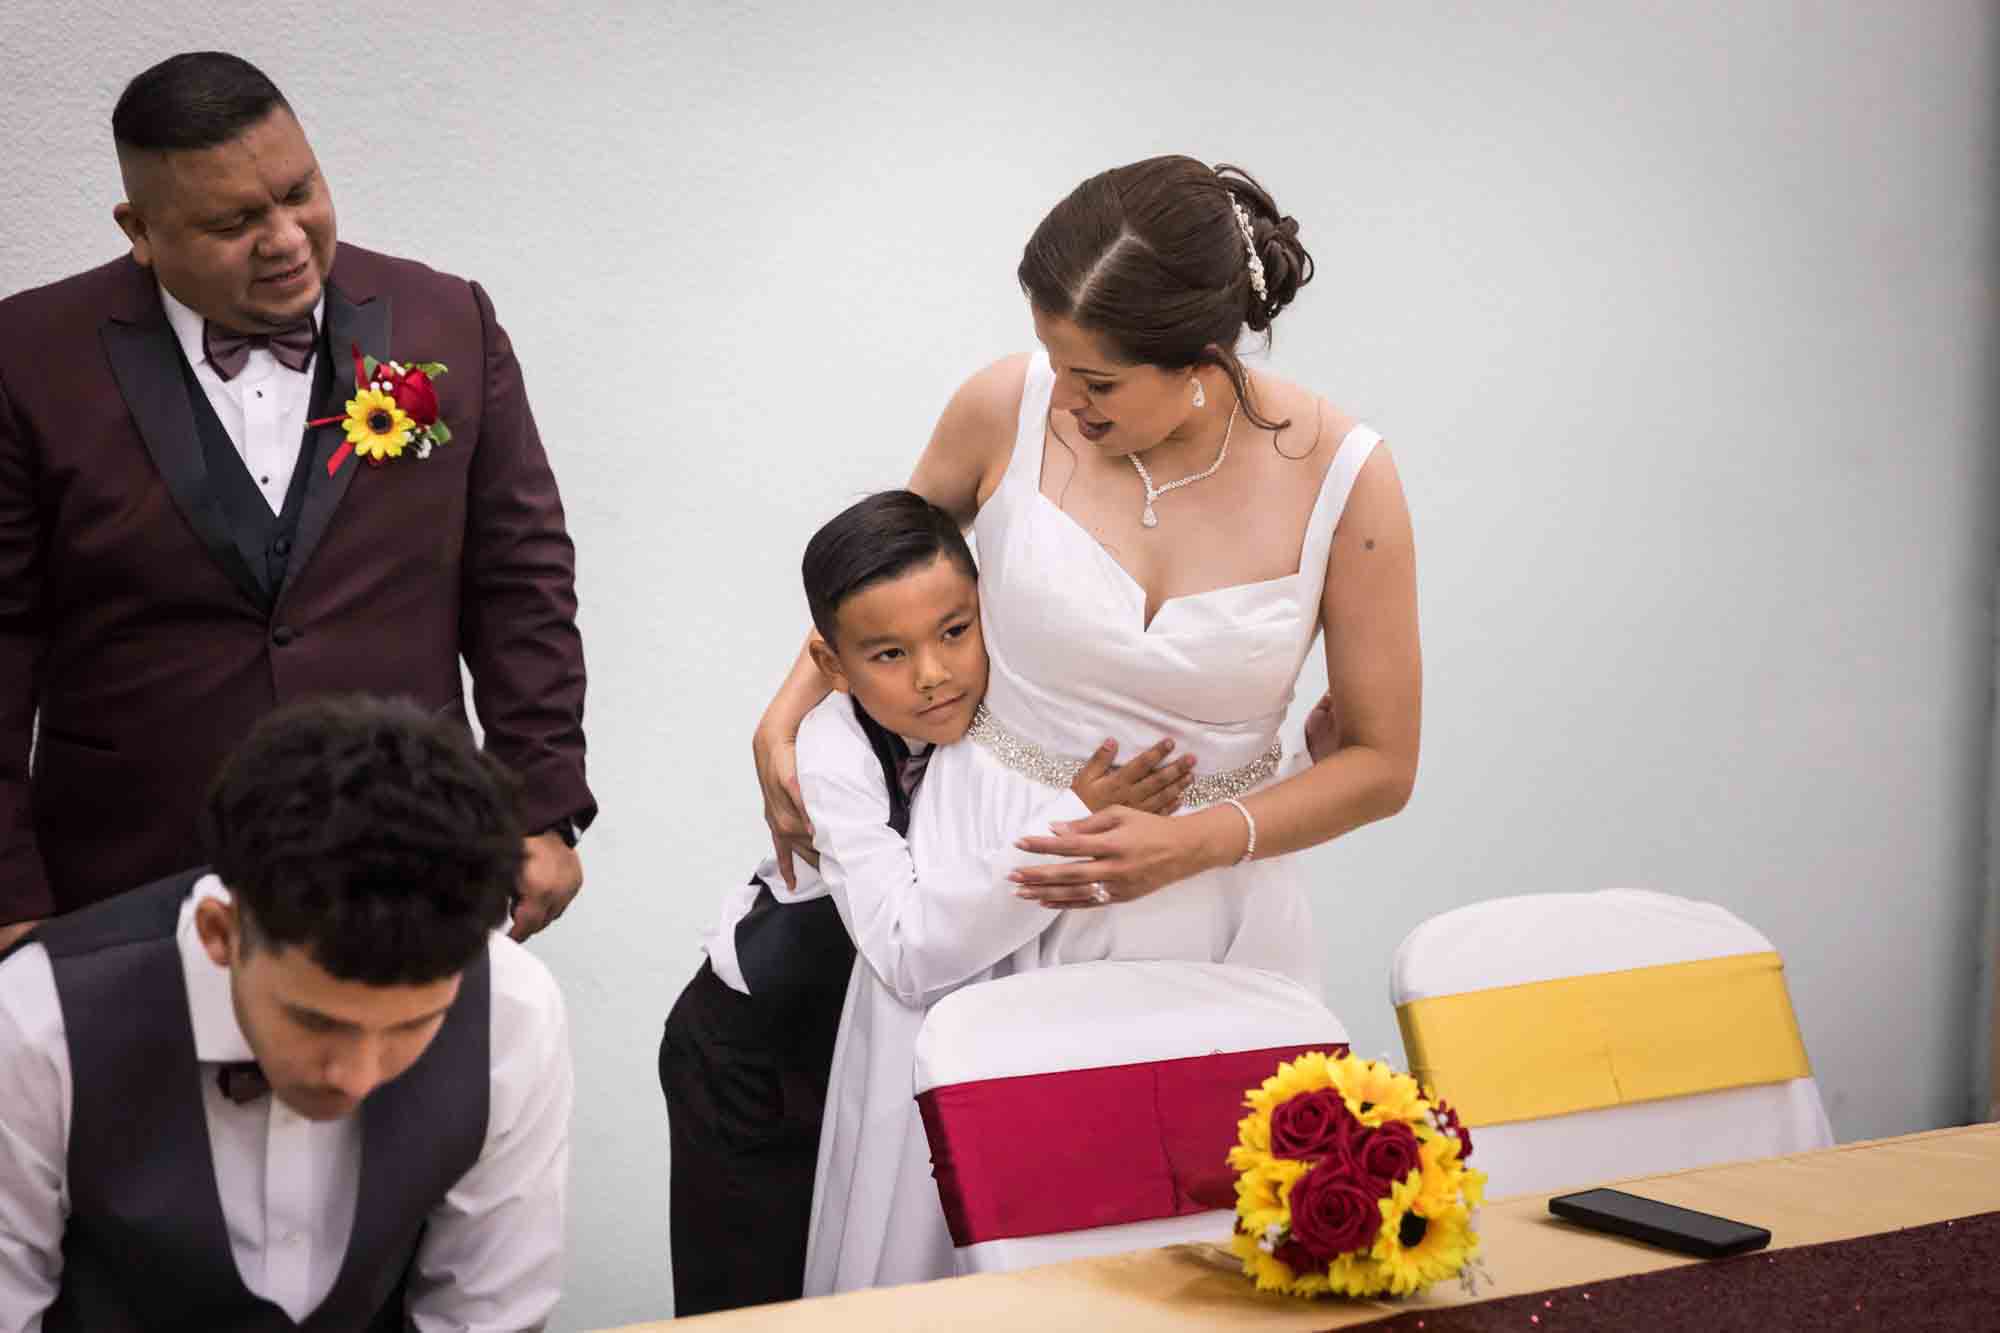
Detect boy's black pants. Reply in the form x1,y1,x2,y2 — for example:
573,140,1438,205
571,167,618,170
659,957,847,1316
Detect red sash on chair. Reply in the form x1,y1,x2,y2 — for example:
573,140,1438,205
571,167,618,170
916,1042,1344,1246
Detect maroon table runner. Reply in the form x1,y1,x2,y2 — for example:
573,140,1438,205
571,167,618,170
1352,1210,2000,1332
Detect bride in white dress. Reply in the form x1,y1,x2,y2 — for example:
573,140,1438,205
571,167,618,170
756,156,1422,1294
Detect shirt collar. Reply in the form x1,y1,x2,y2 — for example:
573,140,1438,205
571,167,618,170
157,281,325,379
177,872,256,1063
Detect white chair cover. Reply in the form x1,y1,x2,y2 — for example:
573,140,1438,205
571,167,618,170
913,960,1347,1274
1391,888,1834,1198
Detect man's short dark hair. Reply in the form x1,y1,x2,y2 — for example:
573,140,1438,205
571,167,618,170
112,51,290,153
802,490,977,645
202,696,522,985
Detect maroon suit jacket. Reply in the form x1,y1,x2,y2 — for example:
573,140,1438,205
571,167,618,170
0,243,594,922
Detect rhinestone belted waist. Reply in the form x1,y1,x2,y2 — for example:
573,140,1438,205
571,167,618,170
964,703,1282,809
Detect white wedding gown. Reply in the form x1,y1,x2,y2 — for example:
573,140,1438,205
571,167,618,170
803,350,1381,1293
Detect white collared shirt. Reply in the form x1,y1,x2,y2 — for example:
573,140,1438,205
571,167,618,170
700,704,933,995
0,876,571,1332
702,695,1086,1005
158,284,326,513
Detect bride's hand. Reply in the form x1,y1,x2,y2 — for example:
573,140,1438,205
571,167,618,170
754,719,816,889
1303,690,1339,765
1008,805,1235,908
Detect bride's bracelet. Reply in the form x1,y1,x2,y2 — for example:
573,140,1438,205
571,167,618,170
1222,797,1256,864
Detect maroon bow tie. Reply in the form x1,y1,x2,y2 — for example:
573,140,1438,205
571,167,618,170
203,316,317,381
897,748,932,801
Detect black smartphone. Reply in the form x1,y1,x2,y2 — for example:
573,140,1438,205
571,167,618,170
1548,1187,1772,1258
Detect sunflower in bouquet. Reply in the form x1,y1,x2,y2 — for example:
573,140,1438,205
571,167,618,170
1229,1050,1486,1298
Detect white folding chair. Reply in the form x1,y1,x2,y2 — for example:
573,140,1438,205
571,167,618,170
1391,888,1834,1199
913,960,1347,1274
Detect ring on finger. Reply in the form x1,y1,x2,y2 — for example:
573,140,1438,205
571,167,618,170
1090,882,1111,905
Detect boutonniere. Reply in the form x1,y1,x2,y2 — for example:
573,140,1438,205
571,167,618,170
309,344,454,476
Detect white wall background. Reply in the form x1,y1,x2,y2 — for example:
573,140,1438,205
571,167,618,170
3,2,1995,1328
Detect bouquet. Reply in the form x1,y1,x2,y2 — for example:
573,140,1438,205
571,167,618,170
1229,1050,1485,1298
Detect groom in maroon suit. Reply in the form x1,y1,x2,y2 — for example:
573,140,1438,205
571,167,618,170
0,52,595,948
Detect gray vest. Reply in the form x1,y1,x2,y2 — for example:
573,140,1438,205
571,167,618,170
37,870,492,1332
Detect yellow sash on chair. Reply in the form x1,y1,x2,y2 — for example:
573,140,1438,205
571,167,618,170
1395,951,1812,1128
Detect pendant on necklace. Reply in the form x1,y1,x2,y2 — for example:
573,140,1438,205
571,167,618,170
1141,504,1159,528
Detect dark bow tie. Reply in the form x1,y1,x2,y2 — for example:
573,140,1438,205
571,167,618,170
897,747,932,801
203,316,317,381
216,1060,270,1105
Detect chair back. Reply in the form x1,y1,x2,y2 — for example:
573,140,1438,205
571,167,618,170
1392,888,1834,1198
914,960,1347,1274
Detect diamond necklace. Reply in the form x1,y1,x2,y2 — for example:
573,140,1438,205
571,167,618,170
1127,396,1239,528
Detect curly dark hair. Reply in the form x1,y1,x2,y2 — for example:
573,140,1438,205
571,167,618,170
1018,155,1314,432
202,695,522,984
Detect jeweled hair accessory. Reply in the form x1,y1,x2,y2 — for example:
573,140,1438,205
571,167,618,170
1230,198,1271,305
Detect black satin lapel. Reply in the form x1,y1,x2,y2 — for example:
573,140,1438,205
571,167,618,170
283,287,391,596
99,318,266,609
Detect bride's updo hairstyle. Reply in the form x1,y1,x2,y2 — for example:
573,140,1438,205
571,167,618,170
1018,155,1313,431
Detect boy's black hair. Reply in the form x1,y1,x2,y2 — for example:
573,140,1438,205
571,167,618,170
201,695,522,985
802,490,976,645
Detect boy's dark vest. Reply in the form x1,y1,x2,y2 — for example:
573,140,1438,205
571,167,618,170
31,868,491,1332
732,698,916,1028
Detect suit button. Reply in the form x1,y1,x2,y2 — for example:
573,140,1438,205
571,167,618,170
273,535,293,557
271,625,298,647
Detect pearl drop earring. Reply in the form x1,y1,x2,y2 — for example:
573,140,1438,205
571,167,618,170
1191,379,1206,409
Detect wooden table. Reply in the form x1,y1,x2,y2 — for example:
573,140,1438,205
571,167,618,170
603,1123,2000,1330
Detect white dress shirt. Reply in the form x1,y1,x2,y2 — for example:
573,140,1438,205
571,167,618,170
158,284,325,513
701,696,1088,1005
700,701,914,996
0,876,571,1332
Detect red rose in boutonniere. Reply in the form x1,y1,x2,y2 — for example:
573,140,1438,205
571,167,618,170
392,368,440,426
308,344,454,475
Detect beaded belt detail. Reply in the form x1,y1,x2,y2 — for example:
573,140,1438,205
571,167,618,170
965,704,1282,809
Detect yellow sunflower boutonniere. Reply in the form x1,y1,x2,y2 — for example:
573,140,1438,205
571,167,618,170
310,344,453,475
1228,1048,1488,1301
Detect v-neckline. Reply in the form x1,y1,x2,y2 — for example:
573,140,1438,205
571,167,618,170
1030,490,1308,631
1030,406,1347,630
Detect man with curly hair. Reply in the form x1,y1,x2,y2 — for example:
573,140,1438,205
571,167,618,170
0,695,572,1330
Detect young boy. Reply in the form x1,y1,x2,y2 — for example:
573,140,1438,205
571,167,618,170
659,491,1189,1315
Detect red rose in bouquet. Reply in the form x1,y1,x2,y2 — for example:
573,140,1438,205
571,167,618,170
1433,1098,1474,1160
1354,1120,1423,1191
1285,1162,1383,1262
1268,1088,1361,1162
